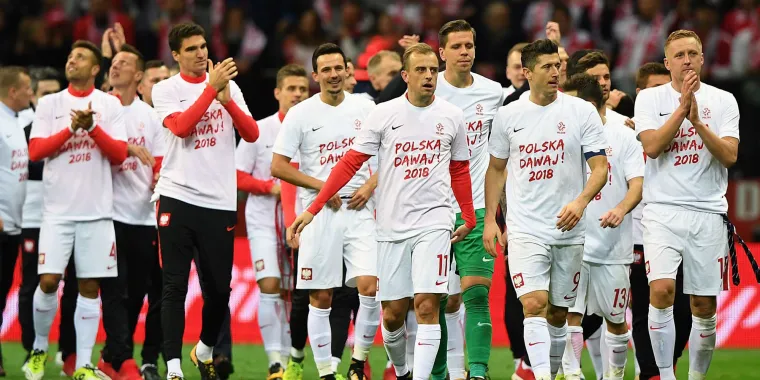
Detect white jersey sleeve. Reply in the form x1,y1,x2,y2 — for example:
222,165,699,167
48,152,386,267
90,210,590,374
451,113,470,162
488,110,510,159
718,94,740,140
150,111,167,157
272,110,303,160
151,82,183,123
623,132,645,181
633,88,659,135
352,110,383,157
30,96,54,139
235,139,258,173
581,105,607,154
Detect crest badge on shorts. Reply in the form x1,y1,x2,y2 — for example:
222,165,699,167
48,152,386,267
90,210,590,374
301,267,313,281
512,273,525,289
159,213,171,227
38,253,45,265
255,259,265,272
24,239,35,253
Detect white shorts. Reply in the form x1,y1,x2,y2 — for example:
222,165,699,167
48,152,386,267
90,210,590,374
569,262,631,324
376,229,451,301
507,236,584,307
38,218,117,278
642,205,728,296
448,258,461,295
248,229,293,290
296,203,377,289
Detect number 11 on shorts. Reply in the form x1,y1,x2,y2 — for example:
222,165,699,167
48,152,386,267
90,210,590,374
437,253,449,276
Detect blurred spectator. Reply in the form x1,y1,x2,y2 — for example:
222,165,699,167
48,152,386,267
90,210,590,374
475,2,524,82
151,0,193,65
73,0,135,45
358,50,401,100
356,13,399,72
386,0,424,34
14,17,69,67
682,2,735,80
419,2,444,52
283,9,327,91
535,3,594,53
335,1,371,61
722,0,758,36
219,7,268,75
612,0,675,93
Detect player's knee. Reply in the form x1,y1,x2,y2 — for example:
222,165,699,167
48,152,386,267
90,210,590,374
567,312,583,326
38,274,62,294
258,277,281,295
462,284,489,311
690,295,717,318
414,295,440,323
77,278,100,298
445,293,462,313
546,305,568,325
381,301,408,330
649,280,676,307
355,276,376,297
606,320,628,335
309,289,332,308
521,295,548,317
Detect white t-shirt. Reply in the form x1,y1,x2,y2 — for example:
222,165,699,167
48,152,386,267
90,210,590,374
634,82,740,214
30,88,126,221
583,120,644,264
18,108,42,229
435,72,505,212
606,108,629,127
489,92,607,245
112,99,166,226
352,95,469,241
152,74,252,211
273,92,376,208
503,85,516,99
0,106,29,235
236,112,282,233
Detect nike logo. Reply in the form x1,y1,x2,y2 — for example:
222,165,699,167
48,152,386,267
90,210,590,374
312,126,323,132
266,144,274,148
417,342,433,346
659,112,671,116
528,341,544,346
55,115,64,119
514,127,525,133
362,335,373,339
477,322,491,327
435,280,447,285
318,343,329,348
260,324,272,329
700,332,716,338
82,316,99,320
610,311,623,316
107,265,117,270
35,308,55,312
447,348,455,352
226,226,236,231
564,295,576,300
650,325,665,330
391,124,403,130
613,349,626,354
180,99,188,103
482,257,494,262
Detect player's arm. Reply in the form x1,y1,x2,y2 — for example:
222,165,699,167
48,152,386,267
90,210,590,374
271,153,325,191
224,81,259,142
347,172,377,210
600,176,642,228
688,93,739,168
305,150,371,216
28,97,74,161
484,111,510,255
637,72,698,159
281,162,300,226
158,84,217,138
234,140,276,195
87,101,128,164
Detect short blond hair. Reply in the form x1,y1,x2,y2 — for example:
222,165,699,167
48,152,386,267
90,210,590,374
402,43,436,70
367,50,401,75
664,29,703,54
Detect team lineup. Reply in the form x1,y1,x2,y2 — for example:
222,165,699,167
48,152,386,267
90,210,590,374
0,11,751,380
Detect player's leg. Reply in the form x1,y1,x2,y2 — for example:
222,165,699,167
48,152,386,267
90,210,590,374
588,263,631,380
141,248,163,379
157,196,200,379
643,206,684,380
25,219,74,379
453,209,494,379
213,308,234,380
0,233,19,373
98,221,135,376
284,247,308,380
673,263,693,368
546,244,583,379
409,229,452,379
431,294,448,380
58,257,78,372
377,238,413,378
562,262,589,379
250,232,287,376
683,212,725,380
71,218,119,377
504,262,533,379
630,245,660,380
190,204,237,378
343,207,380,379
445,265,464,380
330,283,357,373
297,209,342,378
19,229,40,355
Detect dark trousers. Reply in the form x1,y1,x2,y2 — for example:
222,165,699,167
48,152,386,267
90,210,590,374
142,244,164,365
630,245,692,379
157,196,236,360
18,228,78,358
214,308,233,360
0,233,20,362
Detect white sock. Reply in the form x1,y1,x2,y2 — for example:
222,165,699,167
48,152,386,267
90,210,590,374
605,329,630,380
166,358,183,378
74,295,100,369
600,320,609,378
259,293,284,365
445,309,465,379
331,357,340,373
290,347,304,361
32,286,58,352
689,314,717,378
523,317,551,379
382,323,408,376
648,305,676,380
413,324,440,380
586,325,604,379
308,305,332,376
281,303,291,362
562,325,583,376
195,340,214,362
353,295,380,361
547,322,567,377
405,310,417,367
632,333,640,377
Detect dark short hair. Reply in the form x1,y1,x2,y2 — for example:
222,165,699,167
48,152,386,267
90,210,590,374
168,22,206,53
636,62,671,89
563,73,604,109
29,67,61,92
118,43,145,71
567,50,610,78
71,40,103,66
144,60,166,71
276,64,308,88
438,19,476,49
0,66,29,97
521,39,558,70
311,43,347,72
